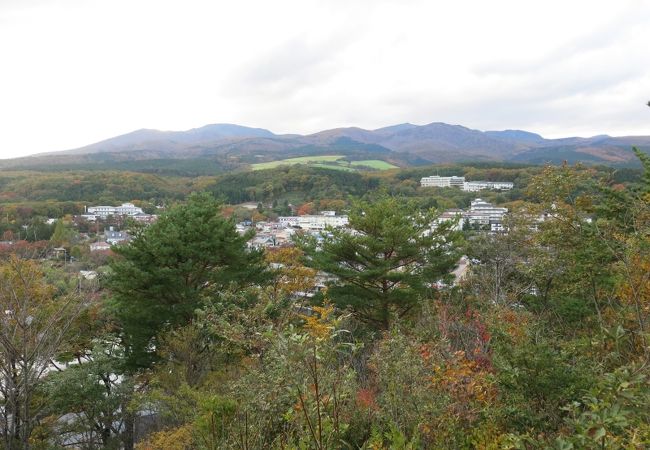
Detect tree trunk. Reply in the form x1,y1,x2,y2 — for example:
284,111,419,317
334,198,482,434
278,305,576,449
122,412,135,450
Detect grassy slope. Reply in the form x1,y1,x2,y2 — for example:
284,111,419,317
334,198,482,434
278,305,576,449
309,163,356,172
251,156,397,172
350,160,399,170
251,155,345,170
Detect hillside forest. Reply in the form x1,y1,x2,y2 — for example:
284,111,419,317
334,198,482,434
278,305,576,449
0,155,648,449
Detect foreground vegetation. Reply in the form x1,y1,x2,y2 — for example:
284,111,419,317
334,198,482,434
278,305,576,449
0,154,649,448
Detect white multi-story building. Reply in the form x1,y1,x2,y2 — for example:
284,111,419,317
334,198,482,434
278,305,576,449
420,175,466,188
434,199,508,232
464,198,508,231
279,212,349,230
87,203,144,217
462,181,514,192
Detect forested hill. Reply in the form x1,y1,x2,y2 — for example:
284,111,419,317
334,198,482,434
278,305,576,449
3,122,650,172
0,162,642,221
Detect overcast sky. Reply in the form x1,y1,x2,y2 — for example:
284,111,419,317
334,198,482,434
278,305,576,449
0,0,649,158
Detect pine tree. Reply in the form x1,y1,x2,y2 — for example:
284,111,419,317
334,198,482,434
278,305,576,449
108,192,269,370
297,195,461,329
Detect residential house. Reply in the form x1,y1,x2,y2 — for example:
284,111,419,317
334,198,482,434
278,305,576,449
104,227,131,245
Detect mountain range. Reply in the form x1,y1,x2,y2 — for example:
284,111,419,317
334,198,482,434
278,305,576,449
5,122,650,172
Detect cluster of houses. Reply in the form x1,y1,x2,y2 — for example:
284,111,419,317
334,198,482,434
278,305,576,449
242,211,349,249
241,200,510,250
81,205,353,252
80,198,510,253
61,198,511,304
420,175,514,192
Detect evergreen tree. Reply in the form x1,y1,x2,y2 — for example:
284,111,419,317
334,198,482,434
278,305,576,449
49,219,77,247
633,146,650,195
297,195,461,329
108,192,269,370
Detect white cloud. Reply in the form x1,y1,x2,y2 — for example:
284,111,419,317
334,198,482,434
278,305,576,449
0,0,648,158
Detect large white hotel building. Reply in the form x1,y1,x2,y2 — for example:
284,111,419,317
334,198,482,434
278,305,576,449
87,203,144,217
420,176,513,192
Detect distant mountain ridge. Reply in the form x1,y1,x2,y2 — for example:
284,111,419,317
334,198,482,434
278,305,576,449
485,130,546,143
42,124,275,155
8,121,650,171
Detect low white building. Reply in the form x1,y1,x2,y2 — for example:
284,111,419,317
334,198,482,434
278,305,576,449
87,203,144,217
132,213,157,224
89,242,111,252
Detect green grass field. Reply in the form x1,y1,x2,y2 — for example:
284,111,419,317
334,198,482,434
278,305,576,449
251,155,397,172
310,163,356,172
251,155,344,170
350,160,399,170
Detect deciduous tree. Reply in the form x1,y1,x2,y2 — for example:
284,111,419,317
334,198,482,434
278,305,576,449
0,257,83,450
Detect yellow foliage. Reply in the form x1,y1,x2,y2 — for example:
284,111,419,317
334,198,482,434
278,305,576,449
135,425,194,450
302,303,335,340
0,257,55,314
615,253,650,346
265,247,317,299
617,256,650,306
